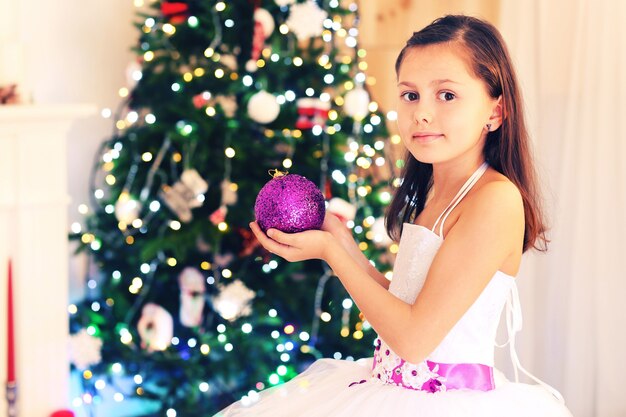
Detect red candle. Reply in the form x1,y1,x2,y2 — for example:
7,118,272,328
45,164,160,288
50,410,75,417
7,259,15,383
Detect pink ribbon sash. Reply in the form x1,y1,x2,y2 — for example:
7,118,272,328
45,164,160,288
423,360,494,392
369,338,495,393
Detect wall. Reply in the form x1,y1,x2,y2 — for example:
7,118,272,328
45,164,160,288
359,0,500,114
0,0,139,301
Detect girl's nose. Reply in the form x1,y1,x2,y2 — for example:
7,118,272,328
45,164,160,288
413,107,432,125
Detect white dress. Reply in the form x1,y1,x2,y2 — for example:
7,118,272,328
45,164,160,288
216,163,573,416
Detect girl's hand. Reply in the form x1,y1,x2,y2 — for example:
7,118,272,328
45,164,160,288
249,221,334,263
321,212,348,236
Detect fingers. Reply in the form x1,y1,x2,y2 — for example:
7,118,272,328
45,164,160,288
265,228,295,246
249,222,291,255
249,222,295,246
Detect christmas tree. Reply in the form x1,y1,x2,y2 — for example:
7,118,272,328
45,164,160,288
70,1,397,415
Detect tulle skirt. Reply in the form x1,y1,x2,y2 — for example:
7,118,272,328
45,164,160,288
214,358,573,417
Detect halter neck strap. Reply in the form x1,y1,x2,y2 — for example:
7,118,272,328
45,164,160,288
431,162,489,238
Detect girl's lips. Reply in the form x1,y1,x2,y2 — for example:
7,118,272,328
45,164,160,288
413,133,443,143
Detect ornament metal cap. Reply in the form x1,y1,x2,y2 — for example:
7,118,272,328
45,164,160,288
268,169,288,179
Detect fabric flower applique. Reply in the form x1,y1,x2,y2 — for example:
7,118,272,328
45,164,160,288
371,338,402,383
371,337,448,392
425,363,447,392
422,376,447,393
400,360,435,389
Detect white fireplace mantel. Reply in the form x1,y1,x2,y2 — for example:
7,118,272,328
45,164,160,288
0,104,96,417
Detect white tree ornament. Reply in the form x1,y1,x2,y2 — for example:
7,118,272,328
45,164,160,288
215,95,238,117
344,86,370,119
68,329,103,370
254,8,275,37
180,169,209,197
219,54,238,71
179,267,206,327
286,1,328,41
160,169,209,222
247,90,281,124
245,60,259,73
136,303,174,352
212,279,255,321
220,179,239,206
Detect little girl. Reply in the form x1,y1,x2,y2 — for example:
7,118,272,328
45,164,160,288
217,15,573,417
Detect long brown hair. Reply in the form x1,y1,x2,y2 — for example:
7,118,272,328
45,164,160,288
385,15,548,252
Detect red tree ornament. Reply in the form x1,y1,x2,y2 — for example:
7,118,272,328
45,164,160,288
296,98,331,129
161,2,189,24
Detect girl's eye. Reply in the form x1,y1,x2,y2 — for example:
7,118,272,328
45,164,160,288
401,92,419,102
438,91,456,101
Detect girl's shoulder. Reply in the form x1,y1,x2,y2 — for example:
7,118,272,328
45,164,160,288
459,169,524,235
453,169,524,275
469,168,523,208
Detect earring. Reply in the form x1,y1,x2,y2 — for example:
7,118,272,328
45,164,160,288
485,124,492,131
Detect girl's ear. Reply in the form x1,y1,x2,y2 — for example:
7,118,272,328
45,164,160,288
487,96,503,131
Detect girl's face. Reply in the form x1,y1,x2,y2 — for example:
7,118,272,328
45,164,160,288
396,43,501,165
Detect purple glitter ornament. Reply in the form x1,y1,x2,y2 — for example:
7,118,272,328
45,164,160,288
254,172,325,233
